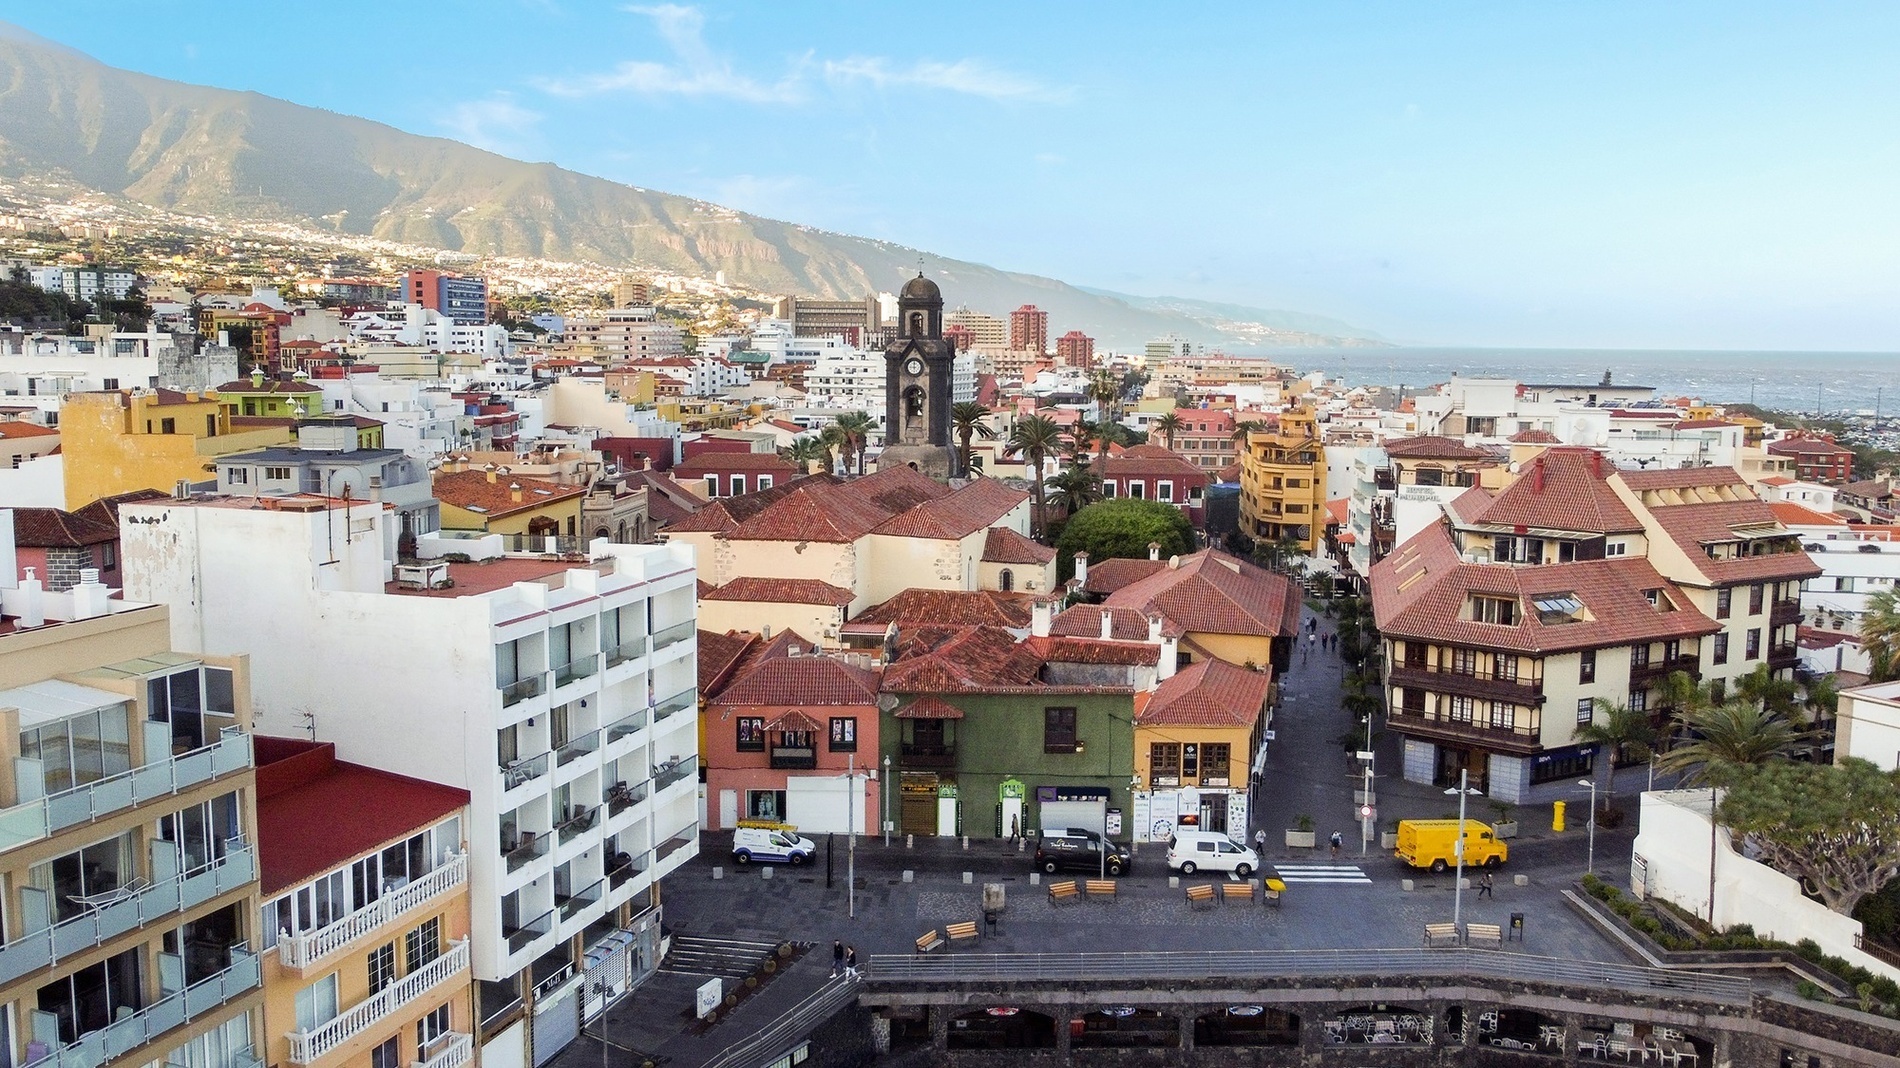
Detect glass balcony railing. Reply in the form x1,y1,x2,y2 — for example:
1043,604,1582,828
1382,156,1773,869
553,655,598,688
607,849,651,889
0,728,252,854
605,638,647,667
504,833,549,873
500,676,545,708
557,879,602,922
604,708,647,743
650,620,695,652
504,909,553,955
652,689,696,724
554,730,599,767
604,780,649,817
32,945,260,1068
556,806,598,844
656,822,698,863
498,753,549,792
654,757,696,792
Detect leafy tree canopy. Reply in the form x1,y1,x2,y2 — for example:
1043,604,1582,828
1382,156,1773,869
1718,758,1900,916
1053,498,1194,582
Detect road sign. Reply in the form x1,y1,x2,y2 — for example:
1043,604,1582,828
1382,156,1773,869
1262,730,1277,741
1359,805,1373,819
1355,750,1375,761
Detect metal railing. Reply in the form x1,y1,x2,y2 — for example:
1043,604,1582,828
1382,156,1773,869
0,728,252,853
700,977,860,1068
553,655,598,688
411,1033,472,1068
500,675,545,708
654,757,696,792
0,842,256,988
505,834,549,873
31,945,261,1068
862,949,1752,1005
555,730,600,766
504,910,553,955
605,638,647,667
605,708,647,743
557,879,602,922
288,940,469,1063
653,689,695,723
651,620,695,652
279,855,466,970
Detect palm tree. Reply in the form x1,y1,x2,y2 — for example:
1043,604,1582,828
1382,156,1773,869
832,411,876,474
1094,419,1126,466
1802,672,1840,725
818,425,847,473
1734,663,1803,722
1068,418,1099,464
780,437,828,473
1152,411,1184,451
1046,460,1101,516
1088,370,1122,426
950,401,994,474
1654,701,1807,784
1009,414,1064,541
1231,419,1266,443
1861,587,1900,682
1572,699,1659,808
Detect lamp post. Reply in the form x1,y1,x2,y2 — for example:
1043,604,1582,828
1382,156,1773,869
1444,770,1482,929
1575,778,1598,875
847,754,856,920
882,755,891,847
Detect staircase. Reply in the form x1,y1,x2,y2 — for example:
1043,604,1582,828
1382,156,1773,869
660,935,779,980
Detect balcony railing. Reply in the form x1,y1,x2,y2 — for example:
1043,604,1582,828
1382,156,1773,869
654,757,696,792
651,620,695,652
553,655,598,688
1630,654,1700,683
0,842,256,988
31,945,260,1068
412,1033,473,1068
768,747,816,770
1386,709,1542,756
505,833,549,873
605,780,648,817
287,940,469,1064
605,709,647,743
607,850,652,889
899,743,956,770
653,689,695,723
656,822,698,863
499,753,549,792
557,879,602,922
1387,664,1544,707
0,728,252,854
1771,600,1803,627
1769,642,1799,664
555,730,600,767
500,675,545,708
605,638,647,667
556,806,598,844
503,909,553,955
278,855,467,971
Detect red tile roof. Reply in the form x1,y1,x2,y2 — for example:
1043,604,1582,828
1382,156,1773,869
1080,557,1167,595
1506,429,1561,444
11,507,117,548
703,577,855,606
1447,447,1641,534
874,478,1029,539
1641,499,1823,584
712,651,881,706
1671,419,1736,431
1616,467,1749,492
881,627,1046,693
214,378,321,394
698,629,758,695
1136,658,1272,727
894,695,964,719
982,526,1055,565
1049,604,1153,641
254,738,467,895
1325,498,1350,526
1770,501,1847,527
433,470,584,518
855,589,1034,628
1768,438,1853,456
1101,445,1206,480
1022,635,1160,667
1383,436,1491,459
1102,550,1300,639
728,481,894,542
845,464,953,514
0,422,57,440
662,475,829,534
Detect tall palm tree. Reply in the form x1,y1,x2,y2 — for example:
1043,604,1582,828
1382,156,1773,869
1068,418,1099,464
1572,699,1659,807
817,425,846,473
780,437,828,473
1046,460,1101,516
1860,587,1900,682
950,401,995,474
1009,414,1064,541
1152,411,1184,451
1734,662,1803,722
1088,370,1122,426
832,411,875,474
1802,672,1840,725
1654,701,1807,785
1094,419,1125,466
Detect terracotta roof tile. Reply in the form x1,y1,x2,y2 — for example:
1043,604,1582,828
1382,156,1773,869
1768,438,1853,456
1770,501,1847,527
697,629,756,694
1641,499,1823,584
842,464,952,514
873,478,1028,539
982,526,1054,565
10,507,117,548
1616,467,1748,492
1021,635,1160,667
894,695,964,719
1136,658,1272,727
703,577,854,606
1448,447,1641,534
433,470,584,518
1506,429,1561,444
1080,557,1167,595
1101,445,1206,479
713,652,881,706
1049,605,1153,641
881,627,1046,693
728,481,893,542
71,488,169,530
0,422,58,440
1383,435,1491,459
1102,549,1300,639
674,452,799,477
855,589,1034,628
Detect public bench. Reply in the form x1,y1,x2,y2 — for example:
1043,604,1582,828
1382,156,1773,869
1048,880,1080,903
1221,882,1254,904
916,929,944,954
1185,884,1217,908
946,921,980,945
1085,879,1118,899
1424,922,1461,947
1466,922,1503,948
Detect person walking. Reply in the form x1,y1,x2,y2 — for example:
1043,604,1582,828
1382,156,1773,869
844,945,859,979
1329,830,1343,859
1478,872,1495,899
1253,828,1267,855
831,939,844,978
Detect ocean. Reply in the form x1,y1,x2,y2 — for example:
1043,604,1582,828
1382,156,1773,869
1245,347,1900,417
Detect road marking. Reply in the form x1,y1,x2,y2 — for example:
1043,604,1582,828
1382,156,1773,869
1272,864,1374,884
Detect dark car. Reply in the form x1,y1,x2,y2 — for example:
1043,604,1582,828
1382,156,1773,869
1034,833,1131,876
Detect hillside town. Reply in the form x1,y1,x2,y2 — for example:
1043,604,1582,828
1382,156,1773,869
3,253,1900,1068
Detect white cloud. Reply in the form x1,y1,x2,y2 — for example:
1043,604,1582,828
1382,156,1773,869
536,4,1063,105
440,94,543,154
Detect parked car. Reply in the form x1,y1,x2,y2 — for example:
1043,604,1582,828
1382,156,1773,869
1167,829,1259,877
1034,833,1131,876
731,825,816,865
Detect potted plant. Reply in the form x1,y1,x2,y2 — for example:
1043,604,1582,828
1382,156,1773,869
1379,819,1400,851
1285,814,1316,849
1490,801,1518,840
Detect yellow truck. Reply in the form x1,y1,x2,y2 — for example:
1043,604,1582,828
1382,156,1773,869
1395,819,1508,873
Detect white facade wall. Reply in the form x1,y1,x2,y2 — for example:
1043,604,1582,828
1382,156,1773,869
1792,532,1900,628
542,379,680,440
1837,683,1900,771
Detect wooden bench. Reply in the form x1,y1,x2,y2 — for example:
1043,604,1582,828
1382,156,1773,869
916,929,944,954
1262,877,1285,907
1423,922,1460,947
1085,879,1118,899
1221,882,1254,904
1185,883,1217,908
1466,922,1503,948
945,921,979,945
1048,880,1080,903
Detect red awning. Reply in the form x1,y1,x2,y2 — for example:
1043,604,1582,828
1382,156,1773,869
894,696,965,720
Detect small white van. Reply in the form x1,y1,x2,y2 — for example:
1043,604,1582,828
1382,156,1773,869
1167,830,1259,877
731,826,816,865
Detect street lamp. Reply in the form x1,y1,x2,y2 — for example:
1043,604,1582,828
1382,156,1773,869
1575,779,1598,875
882,755,891,847
1444,770,1482,929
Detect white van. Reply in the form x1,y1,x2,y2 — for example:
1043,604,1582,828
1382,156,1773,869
731,826,816,865
1167,830,1259,877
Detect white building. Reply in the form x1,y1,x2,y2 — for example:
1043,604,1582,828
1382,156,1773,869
0,330,238,420
344,304,511,358
120,497,700,1064
1836,681,1900,771
805,349,974,413
316,374,472,458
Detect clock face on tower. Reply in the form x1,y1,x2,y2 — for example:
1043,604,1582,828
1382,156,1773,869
905,357,924,376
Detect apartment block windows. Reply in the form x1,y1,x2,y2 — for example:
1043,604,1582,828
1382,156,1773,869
1157,481,1174,502
1491,654,1518,681
1746,628,1761,660
1470,596,1517,625
1044,707,1078,753
418,1004,451,1051
371,1038,402,1068
1749,583,1765,614
295,972,339,1035
405,916,441,971
1451,648,1479,676
1716,588,1732,619
736,717,765,752
1712,633,1729,665
1630,644,1651,669
1579,649,1597,684
264,466,292,482
828,717,857,752
1629,689,1648,713
40,948,144,1043
160,790,241,873
21,704,132,796
31,831,137,924
1577,698,1595,725
367,943,397,995
1446,695,1476,724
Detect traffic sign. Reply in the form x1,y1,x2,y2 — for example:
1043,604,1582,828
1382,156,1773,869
1359,805,1373,819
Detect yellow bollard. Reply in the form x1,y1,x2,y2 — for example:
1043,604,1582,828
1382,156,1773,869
1553,799,1567,833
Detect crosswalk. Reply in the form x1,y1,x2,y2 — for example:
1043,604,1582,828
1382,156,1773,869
1271,863,1373,885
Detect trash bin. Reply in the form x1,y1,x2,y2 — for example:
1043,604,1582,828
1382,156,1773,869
1552,800,1567,833
1510,912,1525,941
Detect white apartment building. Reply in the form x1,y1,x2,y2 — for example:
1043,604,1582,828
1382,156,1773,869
804,349,974,413
343,306,511,359
560,310,684,362
315,375,471,458
119,497,699,1068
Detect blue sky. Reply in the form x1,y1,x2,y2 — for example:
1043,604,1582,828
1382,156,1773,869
13,2,1900,350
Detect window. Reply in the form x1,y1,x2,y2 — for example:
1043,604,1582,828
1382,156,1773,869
21,704,132,797
32,832,137,924
1630,644,1650,668
758,475,773,490
228,468,249,485
1713,633,1729,665
1606,541,1628,557
371,1037,402,1068
295,973,339,1034
1446,695,1475,723
736,718,765,752
1489,703,1515,730
1577,698,1595,725
1101,481,1115,498
1128,482,1145,500
1470,596,1517,625
1491,654,1517,681
1716,588,1732,619
1043,707,1078,753
1579,649,1596,684
1749,584,1765,614
1451,648,1478,675
730,475,746,496
1745,628,1761,660
160,417,176,434
1629,689,1648,713
417,1004,451,1051
1530,748,1596,785
1157,481,1174,502
828,717,857,752
1202,744,1230,782
1836,576,1854,592
1532,593,1583,624
405,917,440,971
367,943,396,995
1150,743,1181,785
265,466,291,481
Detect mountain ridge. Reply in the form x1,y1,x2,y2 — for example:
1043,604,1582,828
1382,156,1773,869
0,24,1381,349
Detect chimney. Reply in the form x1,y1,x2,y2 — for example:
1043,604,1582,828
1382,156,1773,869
1158,636,1178,680
510,482,523,504
1101,610,1115,640
485,463,498,483
71,570,109,621
1031,598,1053,638
1073,551,1089,586
250,368,265,388
1148,615,1164,643
17,568,43,629
1148,541,1161,561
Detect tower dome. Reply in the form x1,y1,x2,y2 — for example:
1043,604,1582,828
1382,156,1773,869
899,272,942,304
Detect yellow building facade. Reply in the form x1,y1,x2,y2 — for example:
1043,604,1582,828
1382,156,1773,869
431,469,585,537
60,390,293,510
1239,405,1328,553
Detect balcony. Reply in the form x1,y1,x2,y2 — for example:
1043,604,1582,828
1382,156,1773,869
278,855,467,972
557,879,602,923
0,727,252,854
654,757,696,792
607,850,651,890
652,688,695,724
1387,664,1544,707
499,753,549,792
31,946,260,1068
605,780,648,817
556,806,598,844
553,655,598,689
504,833,549,873
554,730,600,767
413,1033,473,1068
1630,654,1700,684
1385,708,1544,756
1769,642,1799,667
655,822,698,864
503,909,552,955
604,638,647,668
899,743,957,770
500,675,545,708
0,842,256,988
768,746,816,770
1771,600,1803,627
604,708,647,744
287,940,469,1064
650,620,695,653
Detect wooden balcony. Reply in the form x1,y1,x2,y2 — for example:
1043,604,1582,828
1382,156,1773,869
1387,664,1544,707
1385,709,1543,756
899,744,957,770
1630,654,1700,684
768,747,816,770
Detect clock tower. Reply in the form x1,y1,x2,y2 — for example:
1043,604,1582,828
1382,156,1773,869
880,272,961,478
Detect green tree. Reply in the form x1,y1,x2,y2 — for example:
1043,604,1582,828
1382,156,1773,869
1862,587,1900,683
1655,701,1807,784
1053,498,1195,582
780,437,828,473
950,401,994,474
832,411,875,474
1009,414,1064,541
1046,460,1101,516
1231,420,1266,443
1152,411,1184,450
1735,663,1803,722
1718,758,1900,916
1572,699,1658,808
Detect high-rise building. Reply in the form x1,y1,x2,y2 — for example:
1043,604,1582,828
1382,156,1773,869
769,295,882,345
396,271,489,326
1238,405,1328,553
1009,305,1049,354
1055,330,1095,367
613,279,651,308
558,309,685,361
944,307,1008,350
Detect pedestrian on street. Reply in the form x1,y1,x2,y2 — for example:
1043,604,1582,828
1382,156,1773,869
1253,828,1267,854
1308,617,1317,634
831,940,844,978
1478,872,1494,898
1329,830,1343,859
844,945,859,979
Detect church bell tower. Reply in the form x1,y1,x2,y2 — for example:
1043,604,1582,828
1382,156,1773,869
880,273,960,478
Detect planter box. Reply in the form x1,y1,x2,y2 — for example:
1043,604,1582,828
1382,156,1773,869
1493,822,1518,840
1285,830,1316,848
1380,832,1399,850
